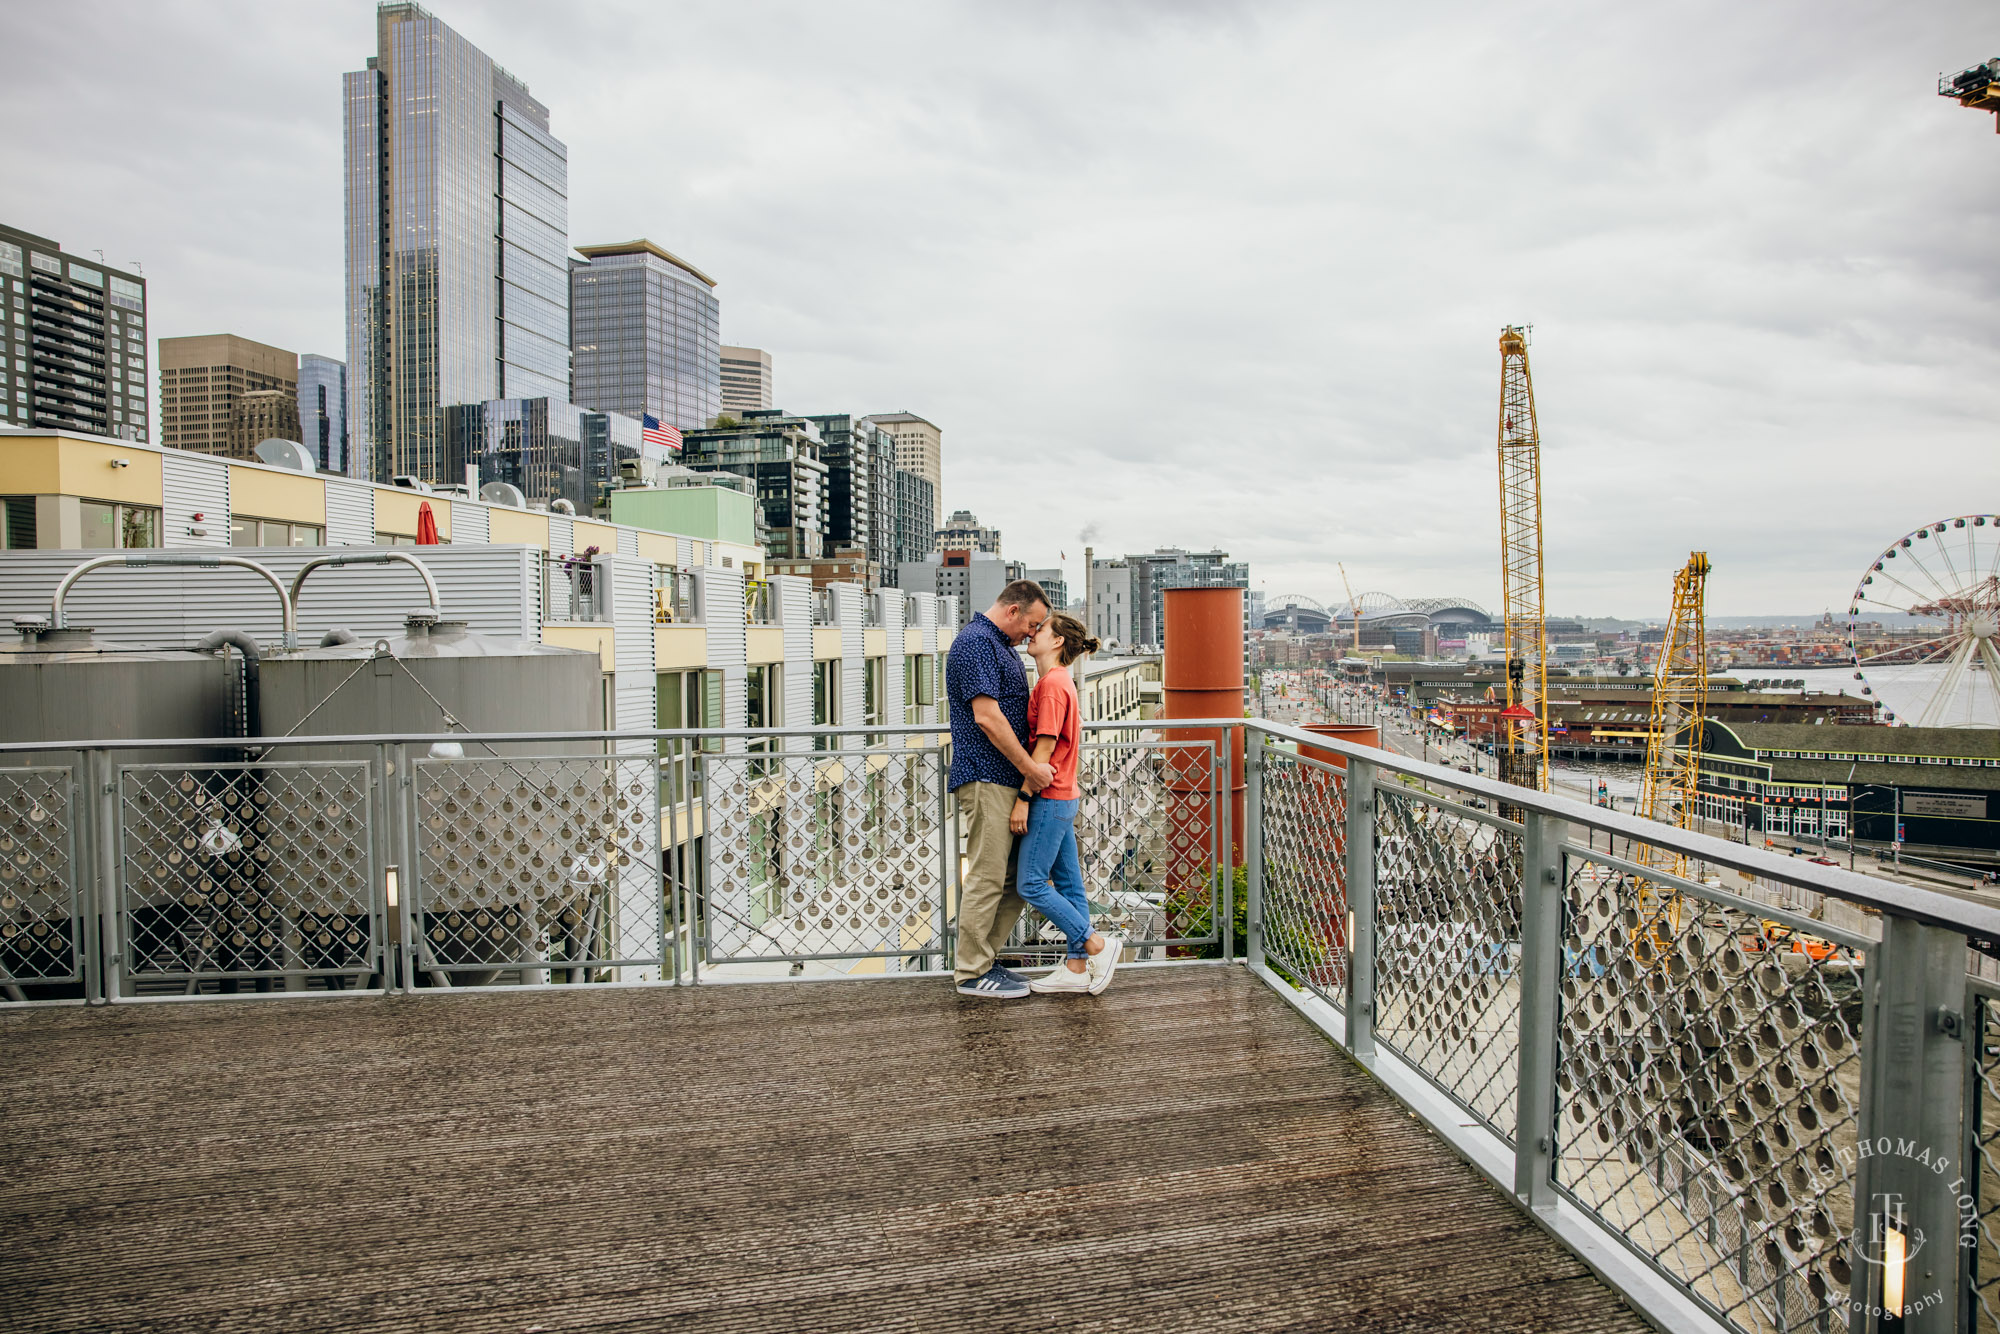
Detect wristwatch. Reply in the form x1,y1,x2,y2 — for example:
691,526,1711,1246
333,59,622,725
1017,789,1035,803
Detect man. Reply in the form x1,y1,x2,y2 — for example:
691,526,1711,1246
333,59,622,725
946,579,1054,998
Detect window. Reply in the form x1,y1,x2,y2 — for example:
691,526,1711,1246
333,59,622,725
865,658,883,727
813,659,838,748
232,516,323,547
30,252,59,275
374,532,418,546
0,242,18,278
79,500,159,550
68,264,103,289
1,496,34,549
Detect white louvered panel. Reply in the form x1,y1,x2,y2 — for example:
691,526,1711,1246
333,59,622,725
913,591,940,724
696,567,746,753
0,546,538,648
323,479,374,546
831,584,865,740
676,537,693,568
547,514,574,555
773,574,813,744
612,559,658,743
161,452,229,549
453,501,489,545
877,589,906,725
615,525,637,557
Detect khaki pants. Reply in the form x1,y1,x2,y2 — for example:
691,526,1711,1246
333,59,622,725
954,781,1024,982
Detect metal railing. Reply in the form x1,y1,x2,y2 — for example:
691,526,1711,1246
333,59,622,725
653,566,698,624
1241,718,2000,1334
6,714,1995,1332
744,580,775,626
811,587,832,625
542,553,605,624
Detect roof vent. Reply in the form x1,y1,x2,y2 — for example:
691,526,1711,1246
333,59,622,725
479,480,527,508
254,439,316,472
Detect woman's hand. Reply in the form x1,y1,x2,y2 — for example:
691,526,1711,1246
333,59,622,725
1009,800,1029,835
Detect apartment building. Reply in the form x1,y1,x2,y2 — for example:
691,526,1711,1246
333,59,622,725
0,426,956,743
0,222,149,441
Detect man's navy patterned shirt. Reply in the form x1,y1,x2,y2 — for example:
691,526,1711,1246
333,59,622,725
946,612,1030,792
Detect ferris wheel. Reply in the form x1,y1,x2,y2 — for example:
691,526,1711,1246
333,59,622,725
1847,514,2000,728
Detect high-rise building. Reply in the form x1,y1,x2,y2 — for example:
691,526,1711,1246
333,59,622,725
345,3,570,486
444,397,642,512
1088,558,1132,649
0,223,149,440
158,334,297,459
806,414,896,579
1025,568,1069,613
570,240,720,433
680,409,827,560
935,508,1000,555
297,354,350,474
1124,547,1250,651
887,469,934,588
863,412,940,533
719,346,771,416
229,389,304,459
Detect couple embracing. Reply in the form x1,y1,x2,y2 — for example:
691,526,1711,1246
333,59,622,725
945,579,1123,999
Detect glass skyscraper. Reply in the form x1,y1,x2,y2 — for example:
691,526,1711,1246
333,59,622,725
344,3,570,485
296,354,349,474
569,240,721,433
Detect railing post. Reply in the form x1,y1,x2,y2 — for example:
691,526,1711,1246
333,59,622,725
1244,730,1265,973
393,742,418,994
1345,757,1377,1060
1512,811,1563,1211
1221,726,1235,964
1850,913,1967,1334
94,749,123,1003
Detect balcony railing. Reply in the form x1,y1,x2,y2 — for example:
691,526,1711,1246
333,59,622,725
3,718,1995,1333
744,579,775,626
652,566,698,624
542,553,605,624
811,587,831,625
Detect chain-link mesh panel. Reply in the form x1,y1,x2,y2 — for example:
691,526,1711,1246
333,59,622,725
1555,854,1861,1334
699,748,944,966
414,755,661,981
119,762,376,984
0,767,80,990
1973,989,2000,1333
1258,750,1348,1001
1060,738,1220,957
1372,786,1523,1139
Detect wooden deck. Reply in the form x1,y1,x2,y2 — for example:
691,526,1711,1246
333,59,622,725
0,966,1647,1333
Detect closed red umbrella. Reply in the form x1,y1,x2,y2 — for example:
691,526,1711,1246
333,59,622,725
415,500,440,545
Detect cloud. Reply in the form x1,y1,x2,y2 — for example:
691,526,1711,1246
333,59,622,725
5,0,1996,617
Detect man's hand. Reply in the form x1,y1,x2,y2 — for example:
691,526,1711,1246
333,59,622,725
1021,759,1055,793
1009,800,1029,835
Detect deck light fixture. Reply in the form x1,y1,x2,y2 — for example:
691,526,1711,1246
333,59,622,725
385,865,400,910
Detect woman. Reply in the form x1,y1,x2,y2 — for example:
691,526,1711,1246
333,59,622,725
1010,612,1121,995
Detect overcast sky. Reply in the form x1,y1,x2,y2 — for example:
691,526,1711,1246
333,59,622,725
7,1,1996,618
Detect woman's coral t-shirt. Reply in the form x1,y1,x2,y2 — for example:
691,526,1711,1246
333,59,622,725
1028,665,1081,800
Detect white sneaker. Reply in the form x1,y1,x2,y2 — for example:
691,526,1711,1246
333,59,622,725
1085,932,1123,995
1029,962,1093,994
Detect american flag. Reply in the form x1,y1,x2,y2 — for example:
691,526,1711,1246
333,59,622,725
642,413,682,453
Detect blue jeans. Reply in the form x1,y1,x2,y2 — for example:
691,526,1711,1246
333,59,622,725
1017,798,1091,957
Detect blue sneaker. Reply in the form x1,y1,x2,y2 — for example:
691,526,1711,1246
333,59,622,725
956,966,1030,998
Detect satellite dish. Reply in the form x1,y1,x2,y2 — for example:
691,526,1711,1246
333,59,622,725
479,480,527,509
254,438,316,472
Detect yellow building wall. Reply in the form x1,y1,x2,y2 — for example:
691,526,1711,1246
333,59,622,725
655,625,707,670
747,626,783,665
1,437,166,506
488,508,550,548
374,490,452,539
229,466,326,524
904,628,922,654
813,627,841,660
572,518,617,554
542,624,615,670
864,628,886,657
633,530,677,564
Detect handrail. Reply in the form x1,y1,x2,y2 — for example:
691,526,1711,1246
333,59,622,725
289,551,442,623
50,552,298,651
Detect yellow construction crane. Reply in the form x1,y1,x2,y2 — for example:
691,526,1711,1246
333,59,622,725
1636,552,1711,936
1940,58,2000,132
1337,562,1362,658
1496,326,1549,793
